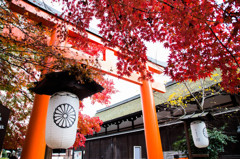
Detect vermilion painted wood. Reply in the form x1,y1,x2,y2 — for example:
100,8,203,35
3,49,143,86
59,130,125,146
140,79,164,159
20,94,50,159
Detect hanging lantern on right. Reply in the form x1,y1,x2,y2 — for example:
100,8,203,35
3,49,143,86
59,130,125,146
190,120,209,148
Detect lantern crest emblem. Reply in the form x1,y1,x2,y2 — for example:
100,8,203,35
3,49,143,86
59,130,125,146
53,103,76,128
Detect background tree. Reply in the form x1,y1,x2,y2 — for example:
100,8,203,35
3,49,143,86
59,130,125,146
0,0,117,149
165,71,222,114
52,0,239,93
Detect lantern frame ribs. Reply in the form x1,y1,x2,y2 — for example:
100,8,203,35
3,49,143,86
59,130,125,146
30,71,104,100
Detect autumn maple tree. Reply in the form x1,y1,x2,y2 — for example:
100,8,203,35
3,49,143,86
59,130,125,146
1,0,239,149
51,0,239,93
0,0,117,149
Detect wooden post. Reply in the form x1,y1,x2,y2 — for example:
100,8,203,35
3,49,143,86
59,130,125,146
184,121,192,159
140,79,164,159
44,146,53,159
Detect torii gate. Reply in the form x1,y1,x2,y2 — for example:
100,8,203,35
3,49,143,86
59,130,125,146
8,0,166,158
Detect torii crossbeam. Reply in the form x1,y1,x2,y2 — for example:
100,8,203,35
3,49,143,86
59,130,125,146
7,0,166,158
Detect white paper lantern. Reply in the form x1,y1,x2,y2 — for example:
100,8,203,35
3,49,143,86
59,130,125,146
45,91,79,149
190,120,209,148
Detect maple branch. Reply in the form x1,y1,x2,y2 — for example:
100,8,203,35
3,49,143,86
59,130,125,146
0,12,50,49
0,49,47,70
183,82,203,111
200,79,205,109
165,100,187,115
117,2,161,14
19,89,33,103
218,4,239,23
0,56,39,81
157,0,176,10
108,0,121,25
207,23,240,68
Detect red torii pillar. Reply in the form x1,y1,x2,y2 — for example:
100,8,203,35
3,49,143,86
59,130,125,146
20,94,49,159
141,79,164,159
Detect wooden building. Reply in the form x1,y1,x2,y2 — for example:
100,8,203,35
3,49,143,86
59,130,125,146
77,75,240,159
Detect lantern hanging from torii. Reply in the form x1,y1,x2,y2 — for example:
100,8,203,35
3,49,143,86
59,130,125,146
31,71,104,149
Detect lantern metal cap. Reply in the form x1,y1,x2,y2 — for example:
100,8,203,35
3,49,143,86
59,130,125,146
30,71,104,100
